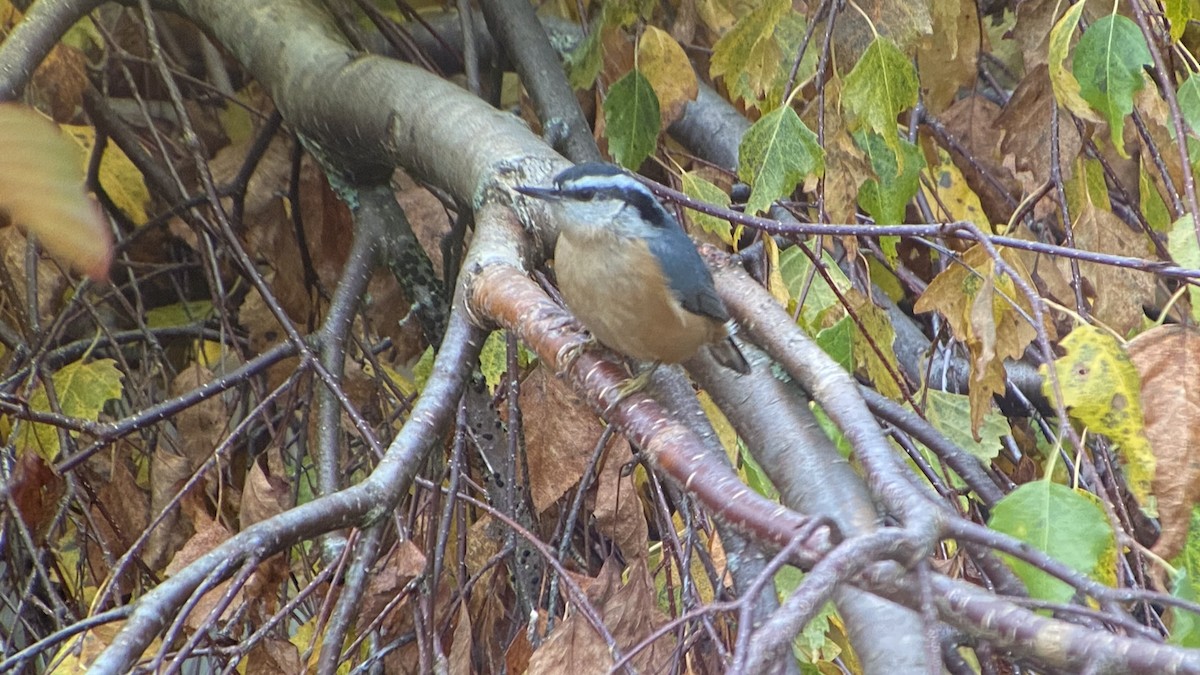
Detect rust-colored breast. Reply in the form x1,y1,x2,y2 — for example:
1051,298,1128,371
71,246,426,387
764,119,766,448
555,229,726,363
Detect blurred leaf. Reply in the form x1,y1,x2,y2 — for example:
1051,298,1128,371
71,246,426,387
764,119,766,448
1072,15,1152,156
841,37,918,154
777,245,849,328
604,69,660,169
17,359,124,462
847,289,901,400
1140,166,1172,232
738,105,823,215
1041,324,1156,515
0,105,112,280
989,481,1116,604
567,25,605,89
815,316,853,372
1170,506,1200,646
1179,75,1200,137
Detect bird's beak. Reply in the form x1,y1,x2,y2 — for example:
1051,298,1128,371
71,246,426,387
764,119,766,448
513,184,562,200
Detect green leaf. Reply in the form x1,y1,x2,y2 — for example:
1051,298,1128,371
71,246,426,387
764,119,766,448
412,346,435,392
778,246,850,328
1140,166,1171,232
605,0,656,27
603,69,660,169
17,359,124,462
854,130,925,229
1168,215,1200,323
479,331,508,394
1178,74,1200,136
680,172,733,245
145,300,214,328
1166,0,1194,42
738,105,824,215
1072,14,1152,156
1169,507,1200,646
710,0,790,106
814,316,853,373
988,481,1116,604
1048,2,1104,124
739,439,779,500
841,37,918,151
566,27,604,90
921,389,1011,463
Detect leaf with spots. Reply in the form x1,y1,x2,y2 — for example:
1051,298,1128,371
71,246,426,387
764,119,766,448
1041,324,1155,515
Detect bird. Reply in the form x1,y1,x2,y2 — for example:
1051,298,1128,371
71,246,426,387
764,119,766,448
515,162,750,393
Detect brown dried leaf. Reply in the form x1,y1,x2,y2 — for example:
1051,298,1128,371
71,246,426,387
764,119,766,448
145,448,196,572
240,461,291,529
170,363,226,468
244,638,302,675
937,95,1021,226
527,605,612,674
601,562,674,672
824,126,872,225
1062,204,1156,335
595,445,648,560
915,245,1045,433
521,367,624,513
1129,326,1200,560
1013,0,1059,69
997,66,1082,199
361,539,428,621
530,558,673,674
8,452,63,541
164,515,240,631
916,0,979,115
448,604,474,675
0,212,70,330
83,453,148,595
29,43,87,122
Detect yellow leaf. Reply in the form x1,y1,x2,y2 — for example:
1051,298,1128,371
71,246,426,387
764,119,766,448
637,26,698,127
764,236,789,305
920,145,990,231
62,124,150,224
16,358,124,462
1042,324,1156,515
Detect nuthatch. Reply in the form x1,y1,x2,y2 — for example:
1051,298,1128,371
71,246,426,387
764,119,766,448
516,163,750,384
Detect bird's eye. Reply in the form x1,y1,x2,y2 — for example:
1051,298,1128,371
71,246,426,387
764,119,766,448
575,188,596,201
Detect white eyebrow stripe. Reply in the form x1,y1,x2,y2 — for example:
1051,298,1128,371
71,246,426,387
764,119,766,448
564,173,654,197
